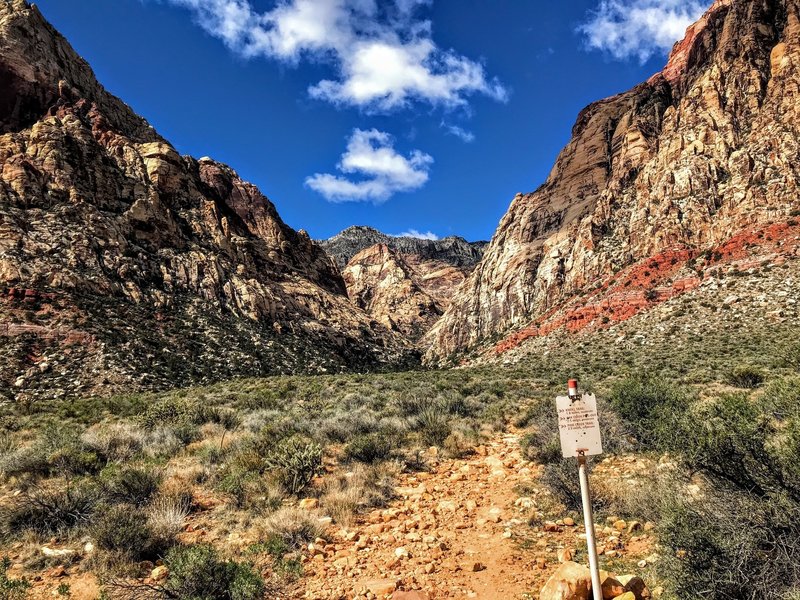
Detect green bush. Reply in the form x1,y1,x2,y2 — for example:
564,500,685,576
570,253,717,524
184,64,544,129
658,482,800,600
343,433,394,464
0,425,100,482
263,437,322,496
539,459,611,513
91,504,166,561
520,429,562,464
100,465,162,507
726,364,766,389
417,403,451,446
163,545,265,600
681,393,795,497
656,391,800,599
0,557,30,599
608,374,691,450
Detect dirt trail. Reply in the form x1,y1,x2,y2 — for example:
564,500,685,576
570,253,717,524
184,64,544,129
12,433,652,599
299,433,575,599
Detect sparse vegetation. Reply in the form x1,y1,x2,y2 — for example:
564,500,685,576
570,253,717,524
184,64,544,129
162,545,265,600
0,557,30,599
3,327,800,598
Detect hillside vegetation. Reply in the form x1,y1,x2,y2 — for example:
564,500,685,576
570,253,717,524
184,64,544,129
1,322,800,599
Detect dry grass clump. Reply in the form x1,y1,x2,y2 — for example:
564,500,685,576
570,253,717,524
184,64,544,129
147,494,191,543
320,463,398,525
258,507,324,550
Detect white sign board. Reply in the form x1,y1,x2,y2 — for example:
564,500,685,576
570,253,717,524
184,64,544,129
557,393,603,458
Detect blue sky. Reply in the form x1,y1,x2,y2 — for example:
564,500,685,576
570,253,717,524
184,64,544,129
34,0,709,241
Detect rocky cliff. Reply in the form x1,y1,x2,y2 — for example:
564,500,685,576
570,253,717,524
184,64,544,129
425,0,800,363
321,226,487,269
0,0,417,401
341,242,478,340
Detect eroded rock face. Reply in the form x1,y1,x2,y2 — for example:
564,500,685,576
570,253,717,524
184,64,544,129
342,244,447,340
0,2,416,401
426,0,800,363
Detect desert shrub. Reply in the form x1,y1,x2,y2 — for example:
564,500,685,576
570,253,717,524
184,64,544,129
91,505,158,560
217,469,284,512
608,375,691,450
0,557,30,600
417,403,451,446
680,393,797,498
142,427,184,458
163,545,265,600
0,425,101,482
762,378,800,420
100,465,162,507
139,398,208,428
442,430,475,458
260,507,324,550
655,391,800,599
343,433,394,464
2,484,97,537
520,428,562,465
779,342,800,371
318,407,380,443
262,437,322,496
658,482,800,600
539,459,611,513
726,364,766,389
81,423,145,462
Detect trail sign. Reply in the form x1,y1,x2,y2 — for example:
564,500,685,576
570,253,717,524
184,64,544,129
558,380,603,600
556,393,603,458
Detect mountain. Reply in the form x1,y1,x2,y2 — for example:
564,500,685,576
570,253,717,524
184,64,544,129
320,226,487,269
0,0,417,402
321,227,487,340
425,0,800,364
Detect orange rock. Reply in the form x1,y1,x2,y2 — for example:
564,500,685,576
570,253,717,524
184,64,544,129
539,561,591,600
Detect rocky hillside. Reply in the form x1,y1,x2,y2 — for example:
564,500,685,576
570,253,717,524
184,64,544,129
0,0,417,402
322,227,487,341
320,226,487,269
426,0,800,363
342,244,450,340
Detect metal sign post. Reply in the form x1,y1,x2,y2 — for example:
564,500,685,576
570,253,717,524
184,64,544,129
557,379,603,600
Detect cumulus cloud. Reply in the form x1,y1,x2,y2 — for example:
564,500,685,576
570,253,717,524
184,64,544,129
579,0,707,63
305,129,433,203
395,229,439,240
167,0,506,110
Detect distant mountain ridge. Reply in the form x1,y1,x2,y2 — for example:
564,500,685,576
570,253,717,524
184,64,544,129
320,226,488,269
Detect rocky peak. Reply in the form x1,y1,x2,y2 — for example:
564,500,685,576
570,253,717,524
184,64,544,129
426,0,800,363
321,226,488,269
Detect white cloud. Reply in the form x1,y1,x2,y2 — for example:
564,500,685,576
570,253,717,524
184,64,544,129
305,129,433,203
579,0,708,63
166,0,506,110
394,229,439,240
441,122,475,143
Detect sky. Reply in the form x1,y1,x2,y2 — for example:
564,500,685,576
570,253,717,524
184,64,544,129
33,0,710,242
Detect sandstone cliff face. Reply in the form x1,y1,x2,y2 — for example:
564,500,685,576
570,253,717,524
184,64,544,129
426,0,800,362
321,226,487,270
342,244,444,340
0,1,416,401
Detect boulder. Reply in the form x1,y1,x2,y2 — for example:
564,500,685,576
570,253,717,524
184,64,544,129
540,561,591,600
